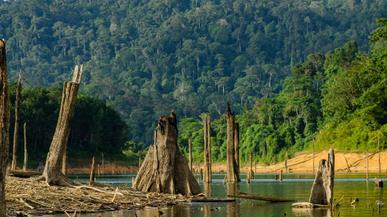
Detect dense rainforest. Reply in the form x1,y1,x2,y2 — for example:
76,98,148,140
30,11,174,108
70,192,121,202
8,85,128,167
0,0,386,164
179,20,387,163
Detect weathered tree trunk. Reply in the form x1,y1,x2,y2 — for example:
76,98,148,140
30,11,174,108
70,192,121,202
89,156,95,185
285,152,288,173
11,74,21,170
62,143,67,175
22,122,28,171
188,138,192,171
309,148,335,206
233,122,240,181
203,115,212,183
226,104,240,183
0,39,10,217
133,113,200,195
42,65,83,186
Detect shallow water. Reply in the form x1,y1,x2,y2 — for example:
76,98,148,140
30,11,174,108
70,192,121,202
60,173,386,217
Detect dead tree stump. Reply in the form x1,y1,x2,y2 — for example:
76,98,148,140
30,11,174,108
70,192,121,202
226,104,240,183
0,39,10,217
203,114,212,183
247,153,254,183
309,148,335,206
42,65,83,186
11,74,21,170
22,122,28,171
132,113,200,195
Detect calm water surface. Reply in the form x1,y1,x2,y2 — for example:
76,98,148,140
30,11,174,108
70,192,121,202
61,173,386,217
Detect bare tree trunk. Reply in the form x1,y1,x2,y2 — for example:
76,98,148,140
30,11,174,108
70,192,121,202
133,113,200,195
0,39,10,217
89,156,95,185
42,65,83,186
11,74,21,170
22,122,28,171
188,138,192,171
309,148,335,206
233,122,240,181
62,143,67,175
203,115,212,183
226,104,240,183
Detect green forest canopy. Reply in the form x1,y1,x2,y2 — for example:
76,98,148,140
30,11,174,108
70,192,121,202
9,85,128,167
179,20,387,163
1,0,386,147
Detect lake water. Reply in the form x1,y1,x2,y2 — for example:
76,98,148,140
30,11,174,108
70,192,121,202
64,173,386,217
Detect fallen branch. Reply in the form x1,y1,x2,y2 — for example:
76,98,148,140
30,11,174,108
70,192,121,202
75,185,123,196
227,192,294,203
18,198,34,209
190,197,236,203
292,202,329,208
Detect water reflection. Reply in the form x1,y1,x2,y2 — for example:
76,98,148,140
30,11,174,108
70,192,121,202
291,208,331,217
66,174,386,217
135,206,191,217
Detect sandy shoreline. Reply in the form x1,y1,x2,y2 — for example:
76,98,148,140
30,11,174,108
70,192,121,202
66,150,387,176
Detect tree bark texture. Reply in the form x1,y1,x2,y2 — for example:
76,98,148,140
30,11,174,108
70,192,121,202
309,148,335,206
42,65,83,185
133,113,200,195
226,104,240,183
11,74,21,170
0,39,10,217
203,115,212,183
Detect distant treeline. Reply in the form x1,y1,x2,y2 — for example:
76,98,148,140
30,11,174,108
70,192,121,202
178,20,387,164
8,85,128,168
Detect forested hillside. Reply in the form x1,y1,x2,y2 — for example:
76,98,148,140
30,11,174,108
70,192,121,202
0,0,385,147
178,20,387,163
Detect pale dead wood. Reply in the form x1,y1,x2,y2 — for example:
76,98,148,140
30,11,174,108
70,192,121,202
42,65,83,186
0,39,10,217
133,113,200,195
11,74,21,170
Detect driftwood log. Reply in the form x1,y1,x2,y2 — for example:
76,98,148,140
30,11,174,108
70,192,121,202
0,39,10,217
203,114,212,183
226,104,240,183
11,74,21,170
132,113,200,195
41,65,83,186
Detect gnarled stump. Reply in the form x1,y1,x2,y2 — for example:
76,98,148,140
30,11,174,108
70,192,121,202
42,65,83,186
132,113,200,195
0,39,10,217
309,148,335,206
